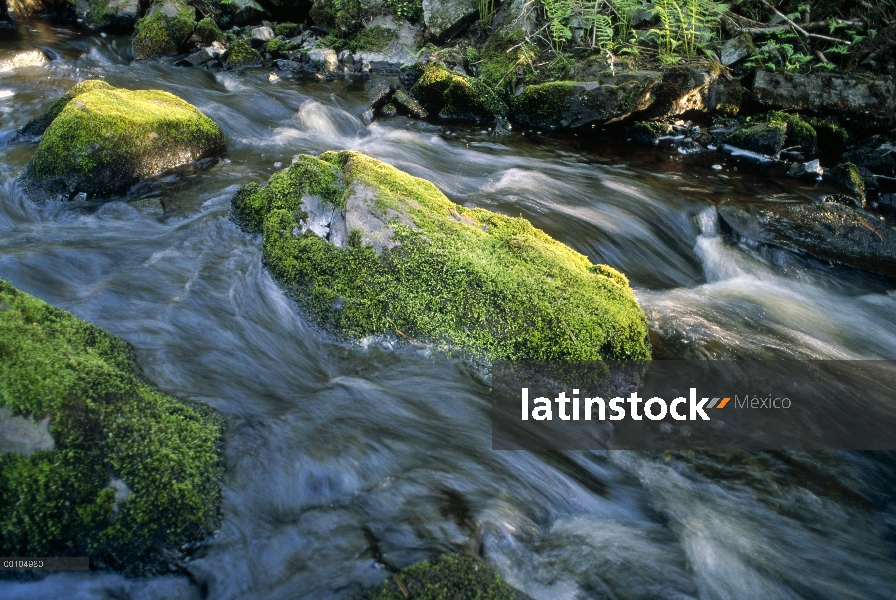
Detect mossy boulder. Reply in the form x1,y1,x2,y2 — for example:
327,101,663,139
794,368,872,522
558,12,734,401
223,38,263,69
132,2,196,60
356,554,529,600
410,63,508,122
630,121,672,146
21,81,225,201
231,151,651,362
0,280,224,573
512,73,662,130
15,79,113,141
768,111,817,155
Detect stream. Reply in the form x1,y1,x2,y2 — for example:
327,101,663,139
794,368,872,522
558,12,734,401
1,22,895,600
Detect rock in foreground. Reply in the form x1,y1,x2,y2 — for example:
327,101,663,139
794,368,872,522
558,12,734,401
231,151,651,362
718,200,896,277
0,280,224,573
21,81,225,201
355,554,529,600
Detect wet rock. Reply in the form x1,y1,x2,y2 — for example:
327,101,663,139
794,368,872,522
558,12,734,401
231,151,651,362
787,159,824,180
21,82,225,201
307,47,338,73
0,48,49,72
379,103,397,117
720,34,754,66
493,116,512,136
251,25,274,43
183,46,215,66
718,199,896,277
725,122,787,156
392,89,428,119
132,1,196,60
0,279,224,572
365,80,394,111
411,63,507,122
825,162,867,203
512,72,662,129
223,0,267,25
423,0,477,42
752,71,896,127
880,193,896,211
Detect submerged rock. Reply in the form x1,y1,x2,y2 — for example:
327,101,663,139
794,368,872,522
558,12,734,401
231,151,651,362
512,73,662,129
411,63,507,122
355,554,529,600
718,200,896,277
0,48,50,72
0,279,224,572
132,1,196,60
21,81,225,201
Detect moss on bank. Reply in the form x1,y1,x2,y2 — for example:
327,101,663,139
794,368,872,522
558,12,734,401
511,81,574,128
195,17,223,44
0,280,224,572
231,151,651,362
132,6,196,60
356,554,524,600
23,83,225,200
411,63,508,122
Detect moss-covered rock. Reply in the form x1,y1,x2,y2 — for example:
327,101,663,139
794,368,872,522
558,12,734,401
512,74,662,129
768,111,817,155
195,16,224,44
356,554,528,600
411,63,508,122
223,38,263,69
231,151,651,362
478,30,536,100
16,79,113,141
826,162,867,202
725,121,787,156
841,136,896,175
807,116,850,156
132,2,196,60
629,121,672,146
0,280,224,573
21,82,225,201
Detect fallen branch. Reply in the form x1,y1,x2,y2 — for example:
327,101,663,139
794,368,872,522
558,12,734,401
757,0,852,45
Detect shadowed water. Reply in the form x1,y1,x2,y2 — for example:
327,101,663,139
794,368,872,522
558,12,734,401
1,23,895,600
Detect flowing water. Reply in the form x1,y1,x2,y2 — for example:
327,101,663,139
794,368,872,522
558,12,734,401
1,23,896,600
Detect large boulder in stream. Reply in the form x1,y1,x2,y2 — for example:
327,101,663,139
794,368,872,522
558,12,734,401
231,151,651,362
355,553,529,600
0,279,224,572
411,63,508,122
20,81,225,201
718,200,896,277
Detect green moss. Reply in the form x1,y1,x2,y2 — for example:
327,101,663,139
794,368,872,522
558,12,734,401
195,17,223,44
511,81,574,128
231,151,651,363
274,22,297,37
25,84,224,198
349,26,395,52
0,280,224,571
726,121,787,156
18,80,113,139
411,63,508,122
263,38,301,54
356,554,520,600
132,7,196,60
768,111,817,154
807,116,850,155
827,162,867,199
223,38,263,68
478,31,536,100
